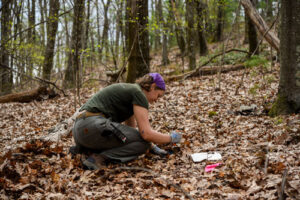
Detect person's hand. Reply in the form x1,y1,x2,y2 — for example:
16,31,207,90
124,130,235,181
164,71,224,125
170,131,182,143
151,144,168,155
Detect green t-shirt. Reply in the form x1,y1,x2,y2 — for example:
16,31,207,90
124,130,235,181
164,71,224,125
80,83,149,122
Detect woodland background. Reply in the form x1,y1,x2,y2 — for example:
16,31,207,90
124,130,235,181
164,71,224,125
0,0,300,199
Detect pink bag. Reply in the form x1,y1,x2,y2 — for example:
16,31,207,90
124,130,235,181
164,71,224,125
205,163,222,172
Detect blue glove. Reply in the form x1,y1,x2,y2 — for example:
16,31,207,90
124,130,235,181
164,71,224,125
151,144,168,155
170,131,182,143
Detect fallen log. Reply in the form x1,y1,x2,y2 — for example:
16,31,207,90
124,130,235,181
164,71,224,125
0,86,57,103
241,0,280,51
166,64,245,82
166,48,249,82
41,109,81,142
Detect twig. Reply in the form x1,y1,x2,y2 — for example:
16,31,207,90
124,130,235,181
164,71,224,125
279,169,288,200
263,146,269,174
101,166,195,200
1,9,73,46
1,64,67,96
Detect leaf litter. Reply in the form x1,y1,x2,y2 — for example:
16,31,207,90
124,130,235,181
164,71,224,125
0,64,299,199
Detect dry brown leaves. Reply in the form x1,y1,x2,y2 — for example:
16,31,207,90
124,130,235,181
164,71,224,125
0,65,300,199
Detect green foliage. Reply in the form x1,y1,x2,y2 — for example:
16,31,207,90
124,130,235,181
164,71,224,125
208,111,217,118
249,83,260,96
244,55,269,68
266,75,276,84
273,117,283,125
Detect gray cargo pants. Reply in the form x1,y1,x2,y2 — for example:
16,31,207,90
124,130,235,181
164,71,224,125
72,116,150,163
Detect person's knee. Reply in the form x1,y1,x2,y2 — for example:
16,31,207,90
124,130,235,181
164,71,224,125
136,141,151,154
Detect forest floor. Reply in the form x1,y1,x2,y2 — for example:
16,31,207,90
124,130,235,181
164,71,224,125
0,48,300,199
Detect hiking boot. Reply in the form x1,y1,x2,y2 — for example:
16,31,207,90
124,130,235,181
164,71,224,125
82,154,106,170
69,145,88,156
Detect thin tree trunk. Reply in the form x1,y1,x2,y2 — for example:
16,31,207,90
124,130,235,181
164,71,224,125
42,0,60,81
114,1,123,68
241,0,279,51
96,0,102,61
186,0,196,70
154,0,161,50
83,0,90,50
196,0,208,56
100,0,112,63
248,0,259,55
213,0,224,42
169,0,185,67
63,0,85,89
126,0,150,83
39,0,46,48
157,0,169,65
0,0,12,95
244,14,249,44
62,0,70,70
27,0,36,79
13,0,23,86
266,0,273,22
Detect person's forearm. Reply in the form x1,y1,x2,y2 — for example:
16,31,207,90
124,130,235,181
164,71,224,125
140,129,171,144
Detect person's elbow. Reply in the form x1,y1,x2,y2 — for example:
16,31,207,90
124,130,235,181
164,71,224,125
140,129,152,141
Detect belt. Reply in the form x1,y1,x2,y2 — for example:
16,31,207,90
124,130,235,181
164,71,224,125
76,111,106,119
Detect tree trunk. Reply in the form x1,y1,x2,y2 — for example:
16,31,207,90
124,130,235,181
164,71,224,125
63,0,85,88
269,1,300,115
169,0,185,65
154,0,161,50
96,0,102,61
248,0,259,55
196,0,208,56
62,0,70,70
83,0,90,51
157,0,169,65
38,0,46,48
126,0,150,83
42,0,60,81
186,0,196,70
27,0,36,79
0,0,12,95
266,0,273,22
241,0,279,51
213,0,224,42
14,0,24,87
100,0,111,63
244,14,249,44
114,1,123,68
0,86,56,103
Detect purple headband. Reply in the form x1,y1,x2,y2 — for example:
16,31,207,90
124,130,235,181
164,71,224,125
149,73,166,91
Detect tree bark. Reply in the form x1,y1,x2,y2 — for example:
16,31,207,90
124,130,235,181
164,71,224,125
27,0,36,78
169,0,185,65
157,0,169,65
114,1,123,68
241,0,279,51
154,0,161,50
248,0,259,55
0,0,12,95
38,0,46,48
0,86,56,103
100,0,111,62
196,0,208,56
42,0,60,81
126,0,150,83
186,0,196,70
213,0,224,42
270,1,300,115
63,0,85,88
